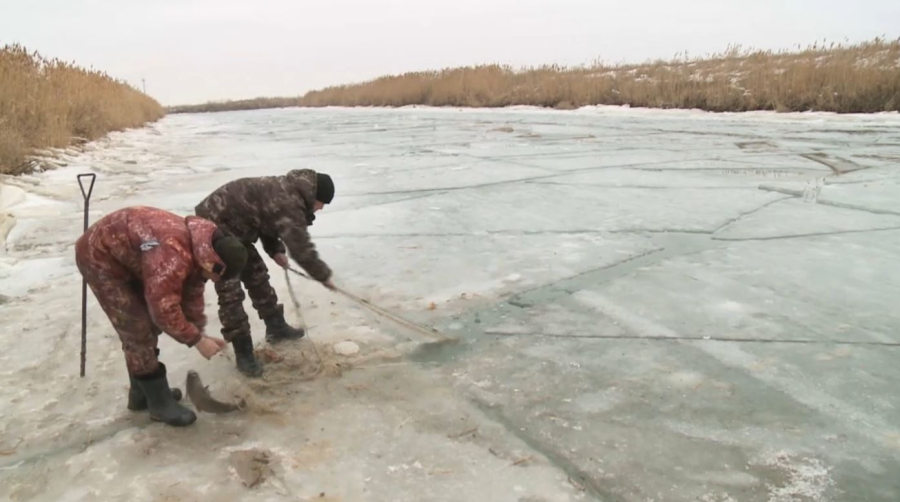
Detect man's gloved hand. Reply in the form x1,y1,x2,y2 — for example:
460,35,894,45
195,335,227,360
273,253,289,269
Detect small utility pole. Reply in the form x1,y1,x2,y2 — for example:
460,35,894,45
142,78,146,94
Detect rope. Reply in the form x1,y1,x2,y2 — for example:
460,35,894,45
286,266,454,343
283,268,324,377
287,269,894,349
483,330,900,347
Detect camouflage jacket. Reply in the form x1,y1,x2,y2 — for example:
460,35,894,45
75,206,225,346
195,169,332,282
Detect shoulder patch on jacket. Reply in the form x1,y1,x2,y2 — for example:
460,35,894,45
140,239,160,251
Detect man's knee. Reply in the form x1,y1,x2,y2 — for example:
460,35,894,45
243,269,272,291
215,278,250,337
107,304,155,340
243,270,280,318
243,265,276,294
122,340,159,376
215,278,246,306
241,250,270,285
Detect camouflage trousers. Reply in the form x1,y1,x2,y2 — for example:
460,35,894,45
214,243,283,343
75,256,162,377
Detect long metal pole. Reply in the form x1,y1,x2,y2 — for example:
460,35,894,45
77,174,96,377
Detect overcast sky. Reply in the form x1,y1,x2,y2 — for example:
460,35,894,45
2,0,898,105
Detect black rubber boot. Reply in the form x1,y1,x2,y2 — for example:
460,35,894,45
127,375,182,411
232,335,263,377
132,363,196,427
127,349,182,411
264,312,305,344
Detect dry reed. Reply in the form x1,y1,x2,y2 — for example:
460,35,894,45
0,44,165,175
172,38,900,115
168,96,302,114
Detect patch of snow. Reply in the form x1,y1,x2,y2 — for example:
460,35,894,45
333,341,360,355
754,451,835,502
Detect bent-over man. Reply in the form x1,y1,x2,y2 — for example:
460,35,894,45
195,169,335,377
76,206,247,426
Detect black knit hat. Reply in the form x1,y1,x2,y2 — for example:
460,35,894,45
212,231,248,280
316,173,335,204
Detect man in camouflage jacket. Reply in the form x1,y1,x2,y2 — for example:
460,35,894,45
76,206,248,426
195,169,336,376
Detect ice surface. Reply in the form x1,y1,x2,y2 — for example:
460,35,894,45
714,198,900,240
1,106,899,502
816,182,900,215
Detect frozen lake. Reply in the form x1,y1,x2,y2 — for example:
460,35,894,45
2,106,900,501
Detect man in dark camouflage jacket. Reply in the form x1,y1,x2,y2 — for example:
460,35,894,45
195,169,336,376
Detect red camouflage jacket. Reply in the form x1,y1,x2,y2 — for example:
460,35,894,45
75,206,225,346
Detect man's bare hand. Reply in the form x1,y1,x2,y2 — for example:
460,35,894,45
195,335,227,360
273,253,289,269
323,279,337,291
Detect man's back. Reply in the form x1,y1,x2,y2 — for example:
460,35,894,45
78,206,193,279
195,170,317,243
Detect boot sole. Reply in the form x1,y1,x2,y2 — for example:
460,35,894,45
265,334,305,344
150,414,197,426
237,366,265,378
236,357,264,378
